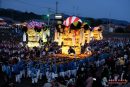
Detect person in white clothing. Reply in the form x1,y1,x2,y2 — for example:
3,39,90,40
101,77,108,87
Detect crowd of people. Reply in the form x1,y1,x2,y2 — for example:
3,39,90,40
0,37,130,87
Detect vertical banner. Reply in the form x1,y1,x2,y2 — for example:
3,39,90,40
100,31,103,40
35,32,37,41
47,29,50,36
79,29,83,45
72,31,75,46
57,32,60,45
58,33,62,45
90,31,93,41
54,29,58,42
87,30,91,43
23,32,26,42
42,29,47,42
82,29,85,46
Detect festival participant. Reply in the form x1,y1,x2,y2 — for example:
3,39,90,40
101,77,108,87
2,62,12,78
26,60,31,77
51,62,58,79
69,61,74,77
85,74,94,87
18,59,25,78
66,62,71,78
85,45,91,54
45,62,51,82
68,47,75,54
31,67,37,84
64,61,68,78
71,60,78,77
95,59,100,68
59,62,65,77
12,62,21,83
35,62,40,82
39,63,45,80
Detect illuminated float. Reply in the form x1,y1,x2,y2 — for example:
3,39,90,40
90,26,103,40
54,16,103,55
82,22,91,44
55,16,88,54
23,21,50,47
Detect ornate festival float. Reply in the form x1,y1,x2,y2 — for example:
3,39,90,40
22,21,50,47
90,26,103,41
54,16,103,56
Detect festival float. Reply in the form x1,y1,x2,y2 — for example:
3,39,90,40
54,16,103,56
55,16,90,55
23,21,50,47
91,26,103,40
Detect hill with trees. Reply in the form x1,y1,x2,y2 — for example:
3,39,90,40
0,8,42,22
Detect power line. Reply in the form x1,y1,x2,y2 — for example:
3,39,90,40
56,1,58,13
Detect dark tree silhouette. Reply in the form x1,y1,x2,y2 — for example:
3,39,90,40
0,8,41,22
115,27,124,33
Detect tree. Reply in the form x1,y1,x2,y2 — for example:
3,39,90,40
125,24,130,33
115,27,124,33
0,8,41,22
95,19,102,26
86,18,95,27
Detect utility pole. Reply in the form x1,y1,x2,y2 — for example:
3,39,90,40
76,6,79,16
108,10,111,30
47,8,50,26
0,0,2,8
56,1,58,13
73,6,75,16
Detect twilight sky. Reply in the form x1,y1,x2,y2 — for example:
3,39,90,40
1,0,130,22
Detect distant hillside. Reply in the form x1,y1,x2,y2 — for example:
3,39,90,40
0,8,41,22
97,18,129,26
